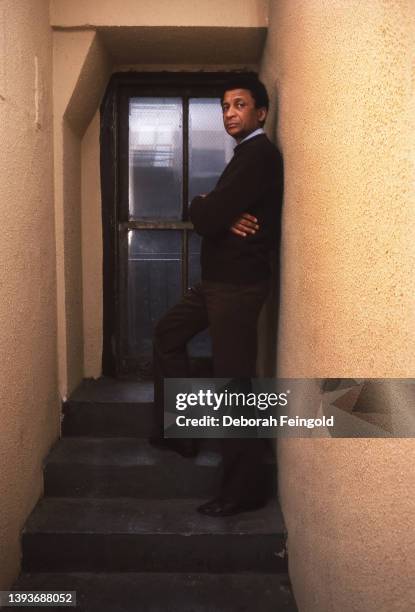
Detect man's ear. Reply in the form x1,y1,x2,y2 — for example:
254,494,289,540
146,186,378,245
257,107,267,124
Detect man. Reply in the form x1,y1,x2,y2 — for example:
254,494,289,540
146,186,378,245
151,75,283,517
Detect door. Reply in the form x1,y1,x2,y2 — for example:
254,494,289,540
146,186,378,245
102,74,236,378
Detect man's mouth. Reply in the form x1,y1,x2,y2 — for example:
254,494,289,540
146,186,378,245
226,123,239,129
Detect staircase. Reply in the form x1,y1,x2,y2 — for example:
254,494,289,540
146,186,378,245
7,378,298,611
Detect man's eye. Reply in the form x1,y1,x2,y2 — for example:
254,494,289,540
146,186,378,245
237,102,246,109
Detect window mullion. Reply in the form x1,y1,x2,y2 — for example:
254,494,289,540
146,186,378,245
182,96,190,294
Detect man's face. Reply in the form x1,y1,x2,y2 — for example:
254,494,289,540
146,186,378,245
221,88,267,143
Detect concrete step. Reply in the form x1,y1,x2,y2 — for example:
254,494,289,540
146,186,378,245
43,437,275,499
44,437,221,499
22,498,287,573
62,379,155,437
6,572,297,611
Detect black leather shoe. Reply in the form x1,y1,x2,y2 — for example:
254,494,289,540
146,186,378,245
148,437,198,458
196,496,268,517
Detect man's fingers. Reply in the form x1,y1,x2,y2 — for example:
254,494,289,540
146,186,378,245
230,212,260,236
234,222,256,234
238,213,259,231
230,227,247,237
235,219,259,232
241,213,258,223
239,220,259,231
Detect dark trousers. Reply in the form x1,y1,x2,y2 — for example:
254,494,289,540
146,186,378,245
153,279,271,504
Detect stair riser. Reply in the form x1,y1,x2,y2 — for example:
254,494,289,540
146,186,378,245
62,402,155,437
44,465,219,498
22,533,287,573
6,572,297,612
44,465,276,499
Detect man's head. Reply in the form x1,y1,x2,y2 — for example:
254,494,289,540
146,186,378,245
221,75,269,143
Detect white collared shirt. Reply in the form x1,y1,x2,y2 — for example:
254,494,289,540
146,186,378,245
237,127,265,146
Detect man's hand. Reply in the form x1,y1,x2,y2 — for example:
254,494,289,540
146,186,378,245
230,213,260,237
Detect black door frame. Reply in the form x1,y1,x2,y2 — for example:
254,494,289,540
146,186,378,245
100,71,256,378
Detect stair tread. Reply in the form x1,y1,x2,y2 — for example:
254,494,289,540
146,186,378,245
69,378,154,404
8,572,297,611
45,437,274,466
24,497,284,535
46,437,221,467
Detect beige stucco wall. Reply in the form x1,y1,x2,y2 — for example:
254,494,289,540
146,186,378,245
0,0,59,589
50,0,269,28
261,1,415,610
53,29,111,393
82,111,103,377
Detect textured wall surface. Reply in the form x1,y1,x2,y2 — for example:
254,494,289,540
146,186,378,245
0,0,59,589
53,30,111,394
279,438,415,612
99,27,266,66
82,111,102,378
262,0,415,378
260,1,415,610
50,0,269,28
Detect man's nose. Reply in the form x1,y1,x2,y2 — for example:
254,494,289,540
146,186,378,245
224,106,236,119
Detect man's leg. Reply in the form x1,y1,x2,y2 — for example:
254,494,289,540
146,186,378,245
151,284,209,448
198,280,271,516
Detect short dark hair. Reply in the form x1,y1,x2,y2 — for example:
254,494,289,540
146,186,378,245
221,75,269,111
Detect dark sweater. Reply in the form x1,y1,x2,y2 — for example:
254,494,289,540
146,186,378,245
189,133,283,284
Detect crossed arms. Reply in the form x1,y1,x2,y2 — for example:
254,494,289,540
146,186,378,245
197,199,259,237
189,151,266,238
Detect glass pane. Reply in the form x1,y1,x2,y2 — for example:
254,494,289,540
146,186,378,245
188,98,234,202
129,98,183,219
128,230,182,357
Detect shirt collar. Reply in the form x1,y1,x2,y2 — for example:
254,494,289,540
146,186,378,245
236,127,265,147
